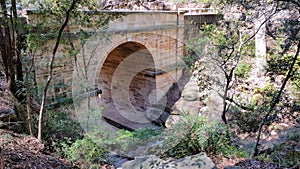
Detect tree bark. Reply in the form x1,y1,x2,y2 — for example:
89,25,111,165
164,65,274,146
0,0,17,93
11,0,23,82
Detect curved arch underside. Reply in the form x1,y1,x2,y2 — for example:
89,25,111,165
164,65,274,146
98,41,162,128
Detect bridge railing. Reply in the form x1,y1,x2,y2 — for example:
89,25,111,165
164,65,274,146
178,8,219,15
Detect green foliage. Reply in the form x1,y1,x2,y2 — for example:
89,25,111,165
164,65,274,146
253,83,277,105
133,127,162,139
163,116,249,158
114,127,162,151
115,129,133,141
267,53,296,75
267,39,300,91
229,108,262,133
182,51,199,68
41,108,82,154
65,134,109,168
0,133,13,147
235,62,252,78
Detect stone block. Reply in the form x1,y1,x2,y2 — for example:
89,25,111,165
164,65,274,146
181,81,201,101
122,153,217,169
172,98,204,116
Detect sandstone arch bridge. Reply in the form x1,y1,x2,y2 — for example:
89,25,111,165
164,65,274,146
27,10,221,131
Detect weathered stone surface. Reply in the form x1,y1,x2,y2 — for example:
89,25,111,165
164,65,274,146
122,153,217,169
0,108,15,118
165,115,182,128
0,76,16,122
172,98,204,116
181,81,201,101
122,155,164,169
114,140,164,159
224,167,243,169
199,106,209,116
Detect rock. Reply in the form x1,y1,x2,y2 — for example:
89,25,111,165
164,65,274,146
259,142,275,155
0,108,15,118
170,110,181,115
165,115,182,128
0,76,16,122
146,104,165,121
199,106,209,116
122,155,164,169
122,153,217,169
181,81,201,101
296,117,300,124
224,167,243,169
114,140,164,159
108,153,131,168
172,98,204,116
181,89,202,101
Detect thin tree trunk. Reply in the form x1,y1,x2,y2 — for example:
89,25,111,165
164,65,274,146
11,0,23,82
37,0,78,141
25,54,35,135
252,42,300,157
26,92,33,135
0,0,17,93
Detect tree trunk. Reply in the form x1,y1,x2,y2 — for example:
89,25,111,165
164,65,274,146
254,12,267,77
11,0,23,82
0,0,17,93
37,0,78,141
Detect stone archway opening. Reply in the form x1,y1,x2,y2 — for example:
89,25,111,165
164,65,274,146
98,42,157,129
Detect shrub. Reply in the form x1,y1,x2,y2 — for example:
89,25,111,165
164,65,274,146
229,109,262,133
235,62,252,78
113,127,163,152
41,108,83,155
163,116,249,158
65,134,109,168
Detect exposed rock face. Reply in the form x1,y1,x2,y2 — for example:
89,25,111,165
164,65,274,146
122,152,217,169
0,72,16,124
165,79,207,128
165,58,224,128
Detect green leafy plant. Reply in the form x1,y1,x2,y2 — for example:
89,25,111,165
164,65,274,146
65,134,109,168
41,108,83,155
113,127,163,151
235,62,252,78
162,116,249,158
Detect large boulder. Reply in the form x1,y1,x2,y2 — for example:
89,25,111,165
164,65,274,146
165,114,182,128
172,98,205,116
122,152,217,169
181,81,201,101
